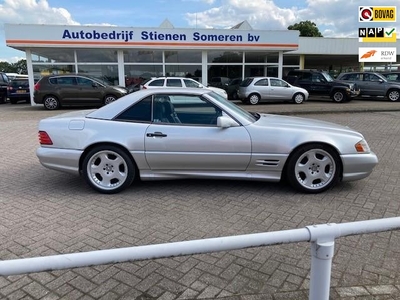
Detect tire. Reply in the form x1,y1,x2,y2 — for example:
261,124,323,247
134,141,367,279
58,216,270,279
292,92,305,104
286,143,341,193
332,90,346,103
104,94,117,105
232,91,238,100
387,89,400,102
248,93,260,105
82,145,135,194
43,95,60,110
0,94,6,104
10,99,18,104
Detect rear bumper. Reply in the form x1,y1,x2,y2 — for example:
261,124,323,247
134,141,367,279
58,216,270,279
341,152,378,182
36,147,83,175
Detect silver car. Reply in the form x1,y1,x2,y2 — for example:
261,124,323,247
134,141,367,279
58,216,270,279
37,88,377,194
238,77,309,105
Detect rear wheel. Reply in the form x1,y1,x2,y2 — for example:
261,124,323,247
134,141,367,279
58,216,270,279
292,93,305,104
0,94,6,104
82,145,135,194
286,143,341,193
387,89,400,102
248,93,260,105
332,90,346,103
43,95,60,110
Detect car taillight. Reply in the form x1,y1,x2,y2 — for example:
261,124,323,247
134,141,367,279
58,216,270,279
38,131,53,145
7,86,13,91
34,83,40,91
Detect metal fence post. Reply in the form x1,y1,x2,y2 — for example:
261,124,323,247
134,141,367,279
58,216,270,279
309,238,335,300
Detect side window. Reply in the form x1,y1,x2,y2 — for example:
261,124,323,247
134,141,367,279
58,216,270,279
183,79,200,88
115,96,151,122
300,72,312,80
77,77,95,86
153,94,222,125
270,79,285,86
148,79,164,87
56,77,76,85
254,79,269,86
166,79,182,87
49,77,58,84
311,74,323,83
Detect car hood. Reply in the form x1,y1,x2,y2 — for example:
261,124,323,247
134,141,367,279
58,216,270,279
255,113,361,136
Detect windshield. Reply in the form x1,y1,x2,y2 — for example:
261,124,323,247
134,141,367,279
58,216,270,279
208,91,257,123
321,72,334,82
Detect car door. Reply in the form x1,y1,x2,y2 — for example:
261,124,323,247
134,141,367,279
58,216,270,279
252,78,270,100
76,77,104,104
269,78,293,99
362,73,386,96
145,94,252,171
53,76,79,104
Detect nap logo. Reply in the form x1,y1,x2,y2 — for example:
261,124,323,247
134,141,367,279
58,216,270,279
359,47,397,62
358,27,397,42
359,6,396,22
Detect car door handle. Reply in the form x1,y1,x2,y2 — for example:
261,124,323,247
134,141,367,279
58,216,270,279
146,132,167,137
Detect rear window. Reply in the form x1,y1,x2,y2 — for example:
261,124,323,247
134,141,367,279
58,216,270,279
148,79,164,87
239,78,253,87
10,80,29,88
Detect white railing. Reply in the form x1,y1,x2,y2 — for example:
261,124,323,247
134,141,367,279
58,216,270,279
0,217,399,300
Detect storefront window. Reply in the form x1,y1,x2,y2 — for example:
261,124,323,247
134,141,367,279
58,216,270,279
124,50,163,63
283,55,300,65
76,49,117,62
208,51,243,63
208,65,242,81
32,64,75,79
165,51,201,63
124,65,163,86
245,52,278,63
165,65,202,78
31,49,75,63
77,65,119,85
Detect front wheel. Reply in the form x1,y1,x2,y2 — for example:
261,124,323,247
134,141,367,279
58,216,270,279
82,145,135,194
286,144,341,193
387,89,400,102
292,93,305,104
104,95,117,105
332,90,346,103
248,93,260,105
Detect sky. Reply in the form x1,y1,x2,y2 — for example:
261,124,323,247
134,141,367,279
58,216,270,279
0,0,399,62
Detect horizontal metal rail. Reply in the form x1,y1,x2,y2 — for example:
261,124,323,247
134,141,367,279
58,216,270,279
0,217,399,300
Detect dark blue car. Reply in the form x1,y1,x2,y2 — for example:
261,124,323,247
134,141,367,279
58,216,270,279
8,78,30,104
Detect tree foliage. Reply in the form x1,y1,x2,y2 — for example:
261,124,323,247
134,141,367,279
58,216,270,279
287,21,323,37
0,59,27,74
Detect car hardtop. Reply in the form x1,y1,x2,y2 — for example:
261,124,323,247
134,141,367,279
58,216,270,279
337,71,388,80
86,88,216,120
39,74,114,87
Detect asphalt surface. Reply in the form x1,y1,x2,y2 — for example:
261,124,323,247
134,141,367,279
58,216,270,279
0,99,400,300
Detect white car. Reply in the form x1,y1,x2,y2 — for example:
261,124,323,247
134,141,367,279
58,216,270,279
141,77,228,99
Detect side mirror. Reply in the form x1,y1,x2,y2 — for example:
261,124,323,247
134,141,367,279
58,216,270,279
217,116,239,128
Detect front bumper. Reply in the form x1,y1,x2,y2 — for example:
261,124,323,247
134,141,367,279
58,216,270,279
341,152,378,182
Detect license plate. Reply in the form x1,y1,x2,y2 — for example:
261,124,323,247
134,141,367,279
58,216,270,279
16,90,26,93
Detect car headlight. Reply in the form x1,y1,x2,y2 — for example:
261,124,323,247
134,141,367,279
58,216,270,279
355,139,370,153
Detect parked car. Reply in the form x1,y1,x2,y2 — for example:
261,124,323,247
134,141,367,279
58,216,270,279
0,72,10,104
285,69,360,102
238,77,309,105
336,72,400,101
380,72,400,83
36,88,378,194
8,78,30,104
223,78,242,100
209,77,230,88
141,77,228,99
34,74,129,110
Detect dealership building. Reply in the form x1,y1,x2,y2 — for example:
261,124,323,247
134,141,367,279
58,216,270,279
4,21,400,94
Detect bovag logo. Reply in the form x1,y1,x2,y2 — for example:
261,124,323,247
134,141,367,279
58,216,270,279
359,6,396,22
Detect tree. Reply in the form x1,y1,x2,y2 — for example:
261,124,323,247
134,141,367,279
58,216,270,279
0,59,27,73
287,21,323,37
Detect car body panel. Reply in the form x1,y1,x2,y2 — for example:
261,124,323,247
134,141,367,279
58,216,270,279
37,88,378,192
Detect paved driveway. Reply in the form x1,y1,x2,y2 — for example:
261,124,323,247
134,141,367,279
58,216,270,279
0,102,399,299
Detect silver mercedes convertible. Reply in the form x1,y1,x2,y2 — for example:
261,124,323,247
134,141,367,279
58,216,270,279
36,88,378,194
